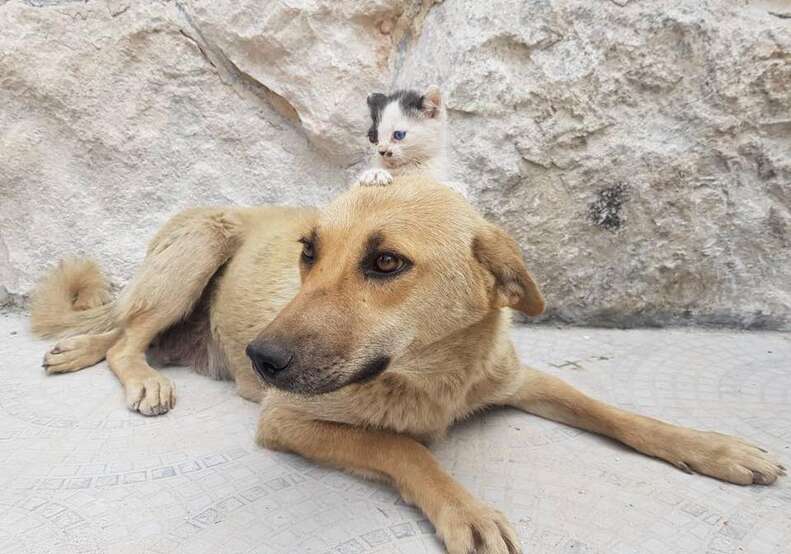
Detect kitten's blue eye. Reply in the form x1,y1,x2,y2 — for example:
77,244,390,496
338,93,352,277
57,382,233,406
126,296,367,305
392,130,406,141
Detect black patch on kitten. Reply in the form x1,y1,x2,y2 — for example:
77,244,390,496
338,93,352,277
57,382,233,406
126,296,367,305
393,90,424,115
366,93,387,144
366,89,425,144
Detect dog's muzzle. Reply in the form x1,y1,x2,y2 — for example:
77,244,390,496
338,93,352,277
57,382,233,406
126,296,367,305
245,338,391,395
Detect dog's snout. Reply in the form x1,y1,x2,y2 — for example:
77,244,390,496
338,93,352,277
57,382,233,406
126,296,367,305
246,340,293,379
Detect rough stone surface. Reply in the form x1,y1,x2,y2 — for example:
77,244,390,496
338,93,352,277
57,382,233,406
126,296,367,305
2,312,790,552
1,0,790,329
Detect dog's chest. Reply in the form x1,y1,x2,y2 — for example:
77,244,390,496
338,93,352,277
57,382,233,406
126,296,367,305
300,372,483,439
365,377,464,435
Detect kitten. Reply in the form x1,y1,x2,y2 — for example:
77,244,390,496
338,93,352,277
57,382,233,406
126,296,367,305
356,85,455,190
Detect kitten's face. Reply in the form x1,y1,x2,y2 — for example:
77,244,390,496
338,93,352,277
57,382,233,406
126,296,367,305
367,87,445,168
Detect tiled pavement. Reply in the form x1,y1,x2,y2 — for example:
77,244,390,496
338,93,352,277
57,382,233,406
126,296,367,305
0,312,789,553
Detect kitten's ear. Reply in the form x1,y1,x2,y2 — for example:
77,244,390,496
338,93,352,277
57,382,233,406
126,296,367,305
421,85,442,118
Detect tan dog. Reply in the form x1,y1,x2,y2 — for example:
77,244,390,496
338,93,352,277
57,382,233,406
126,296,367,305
32,176,785,554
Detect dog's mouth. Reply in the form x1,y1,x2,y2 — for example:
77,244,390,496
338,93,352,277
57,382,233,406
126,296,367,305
350,356,391,384
250,355,391,395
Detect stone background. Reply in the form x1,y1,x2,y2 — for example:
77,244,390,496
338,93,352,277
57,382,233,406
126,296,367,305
1,0,789,329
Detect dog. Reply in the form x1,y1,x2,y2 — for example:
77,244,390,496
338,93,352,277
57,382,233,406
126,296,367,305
31,176,785,554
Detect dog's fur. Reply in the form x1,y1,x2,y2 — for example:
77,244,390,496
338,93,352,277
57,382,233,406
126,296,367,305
32,177,784,554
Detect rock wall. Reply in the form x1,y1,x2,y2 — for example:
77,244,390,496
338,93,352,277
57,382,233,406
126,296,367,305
1,0,790,329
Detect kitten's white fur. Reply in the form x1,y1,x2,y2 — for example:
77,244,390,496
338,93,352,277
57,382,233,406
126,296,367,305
357,86,466,196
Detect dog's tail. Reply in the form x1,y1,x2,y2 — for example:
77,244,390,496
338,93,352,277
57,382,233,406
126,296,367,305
31,258,117,338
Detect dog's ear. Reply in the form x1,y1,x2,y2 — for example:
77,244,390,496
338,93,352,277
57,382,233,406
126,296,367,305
421,85,442,118
473,224,545,316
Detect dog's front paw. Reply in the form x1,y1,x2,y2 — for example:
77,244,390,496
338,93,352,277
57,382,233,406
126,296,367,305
125,375,176,416
668,429,785,485
43,335,106,374
356,168,393,187
436,500,521,554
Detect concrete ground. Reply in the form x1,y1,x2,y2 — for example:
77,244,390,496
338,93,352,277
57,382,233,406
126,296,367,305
0,311,789,554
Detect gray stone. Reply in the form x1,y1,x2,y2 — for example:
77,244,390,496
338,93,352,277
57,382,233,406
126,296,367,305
1,0,789,328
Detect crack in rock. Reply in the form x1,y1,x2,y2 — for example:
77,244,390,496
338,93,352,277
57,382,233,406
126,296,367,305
175,2,301,127
21,0,84,6
106,0,129,17
391,0,444,83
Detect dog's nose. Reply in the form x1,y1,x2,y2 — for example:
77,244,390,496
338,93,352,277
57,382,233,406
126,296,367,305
378,149,388,157
246,341,293,379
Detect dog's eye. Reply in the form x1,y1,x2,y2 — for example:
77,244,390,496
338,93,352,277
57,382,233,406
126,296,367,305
299,239,315,263
392,130,406,141
374,254,405,273
362,250,411,279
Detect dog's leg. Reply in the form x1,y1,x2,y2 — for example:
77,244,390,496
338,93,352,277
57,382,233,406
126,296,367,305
258,408,521,554
43,329,121,374
106,208,244,416
107,318,176,416
235,371,265,402
507,367,786,485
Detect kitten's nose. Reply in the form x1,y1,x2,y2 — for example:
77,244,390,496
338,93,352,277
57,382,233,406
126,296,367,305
378,149,388,157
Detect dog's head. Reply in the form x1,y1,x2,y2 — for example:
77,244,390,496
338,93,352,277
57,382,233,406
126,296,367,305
246,176,544,394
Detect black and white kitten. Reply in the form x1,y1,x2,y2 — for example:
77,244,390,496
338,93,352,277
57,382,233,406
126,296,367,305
357,85,453,189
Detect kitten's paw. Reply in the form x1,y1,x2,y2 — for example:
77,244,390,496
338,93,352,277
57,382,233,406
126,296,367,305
357,168,393,187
